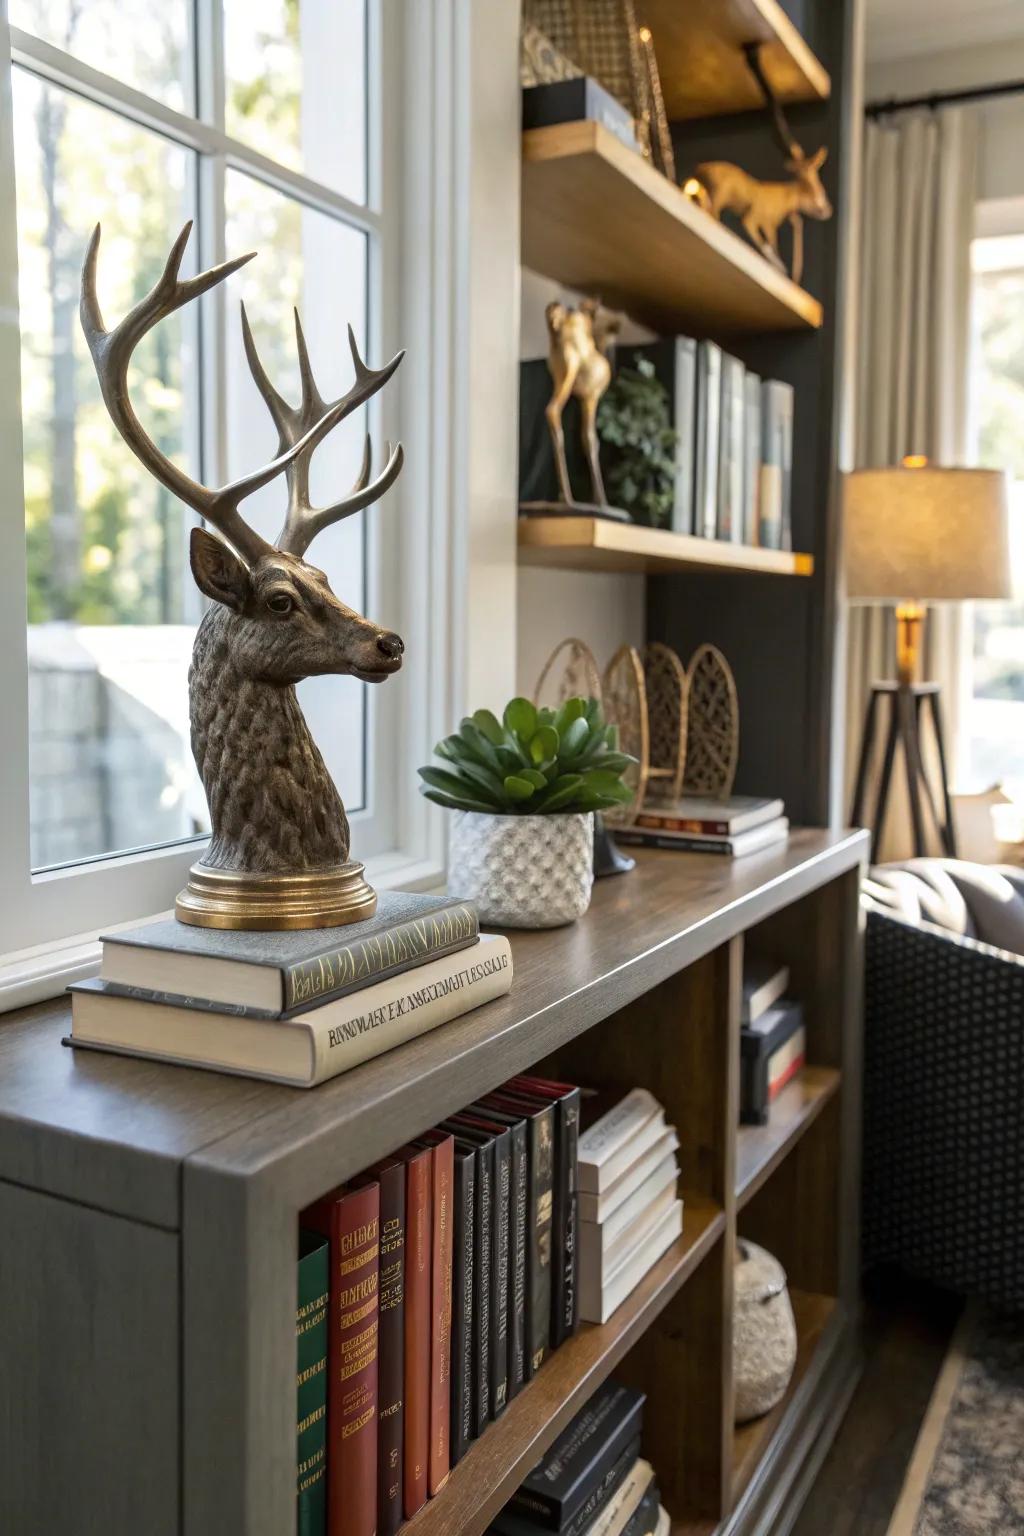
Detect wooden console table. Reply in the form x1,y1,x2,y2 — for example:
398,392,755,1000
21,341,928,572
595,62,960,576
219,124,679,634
0,828,867,1536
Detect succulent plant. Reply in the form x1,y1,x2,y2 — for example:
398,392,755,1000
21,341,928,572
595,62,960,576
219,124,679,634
418,696,636,816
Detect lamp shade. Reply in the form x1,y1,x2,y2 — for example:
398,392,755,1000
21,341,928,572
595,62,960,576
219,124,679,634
844,465,1011,602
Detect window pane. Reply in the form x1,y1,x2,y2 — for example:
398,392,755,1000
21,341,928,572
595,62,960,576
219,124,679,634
224,0,367,204
966,239,1024,797
13,69,207,870
10,1,192,113
224,170,370,810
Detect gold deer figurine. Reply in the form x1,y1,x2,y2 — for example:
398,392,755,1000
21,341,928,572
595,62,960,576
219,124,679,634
693,145,831,286
544,297,621,510
81,221,405,929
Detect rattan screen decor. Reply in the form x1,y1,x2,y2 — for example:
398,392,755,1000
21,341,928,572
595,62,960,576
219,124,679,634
524,0,649,149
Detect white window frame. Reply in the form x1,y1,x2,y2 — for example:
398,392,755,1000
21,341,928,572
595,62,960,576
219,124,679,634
0,0,472,1005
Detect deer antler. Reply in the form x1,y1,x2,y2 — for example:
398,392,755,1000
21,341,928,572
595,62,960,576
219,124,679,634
81,221,359,567
240,305,404,559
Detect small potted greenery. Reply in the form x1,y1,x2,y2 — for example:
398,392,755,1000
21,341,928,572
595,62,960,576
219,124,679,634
418,696,635,927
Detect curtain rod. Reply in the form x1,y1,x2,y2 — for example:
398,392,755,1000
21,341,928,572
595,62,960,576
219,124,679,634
866,78,1024,118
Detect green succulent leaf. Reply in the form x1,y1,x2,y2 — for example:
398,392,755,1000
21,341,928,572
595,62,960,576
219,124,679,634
554,697,587,735
560,716,589,757
420,786,497,814
528,724,559,765
458,719,502,770
504,697,537,741
471,708,504,746
605,722,619,750
520,767,548,790
503,774,537,802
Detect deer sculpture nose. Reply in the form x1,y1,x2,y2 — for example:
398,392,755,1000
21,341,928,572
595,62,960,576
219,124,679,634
377,631,405,660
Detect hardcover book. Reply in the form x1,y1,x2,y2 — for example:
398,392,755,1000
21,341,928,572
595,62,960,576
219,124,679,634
304,1184,380,1536
760,378,794,551
510,1382,645,1530
695,340,722,539
621,1481,661,1536
496,1438,641,1536
580,1204,683,1325
450,1144,476,1465
353,1162,405,1536
578,1184,678,1318
450,1113,512,1414
741,1000,806,1124
578,1129,679,1225
634,795,784,838
743,368,762,546
716,352,745,543
579,1152,678,1261
296,1229,329,1536
741,958,791,1024
508,1074,581,1347
440,1123,495,1432
486,1088,556,1376
578,1089,663,1195
414,1131,454,1496
400,1146,432,1519
476,1097,530,1397
68,935,513,1088
612,819,789,859
98,892,479,1017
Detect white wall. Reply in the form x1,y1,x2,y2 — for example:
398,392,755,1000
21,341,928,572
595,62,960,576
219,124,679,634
516,266,652,697
866,36,1024,204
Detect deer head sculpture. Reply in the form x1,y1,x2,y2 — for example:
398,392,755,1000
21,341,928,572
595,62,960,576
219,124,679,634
81,221,405,929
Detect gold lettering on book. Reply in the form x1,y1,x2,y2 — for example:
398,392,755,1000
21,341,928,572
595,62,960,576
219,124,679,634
297,1403,326,1434
296,1289,328,1323
338,1272,378,1308
297,1444,325,1477
286,904,477,1008
340,1295,379,1330
339,1344,378,1381
341,1405,374,1439
339,1219,378,1257
296,1358,326,1387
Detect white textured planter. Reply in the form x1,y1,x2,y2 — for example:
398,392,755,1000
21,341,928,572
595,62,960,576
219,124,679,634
447,811,594,928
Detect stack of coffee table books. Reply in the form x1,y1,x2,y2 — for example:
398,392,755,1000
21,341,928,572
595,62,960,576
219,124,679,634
66,892,513,1087
577,1089,682,1324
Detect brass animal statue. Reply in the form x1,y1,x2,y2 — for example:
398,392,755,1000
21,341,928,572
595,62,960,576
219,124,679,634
80,221,404,929
544,297,621,508
693,145,831,286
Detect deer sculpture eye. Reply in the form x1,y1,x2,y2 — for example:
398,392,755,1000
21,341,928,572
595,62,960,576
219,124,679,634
266,592,294,615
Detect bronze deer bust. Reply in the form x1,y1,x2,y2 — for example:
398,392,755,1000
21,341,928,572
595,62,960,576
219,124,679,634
80,222,405,929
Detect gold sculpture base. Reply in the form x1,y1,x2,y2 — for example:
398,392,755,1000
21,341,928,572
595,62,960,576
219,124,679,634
175,861,378,931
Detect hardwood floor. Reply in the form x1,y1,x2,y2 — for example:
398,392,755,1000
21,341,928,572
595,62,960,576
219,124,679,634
790,1268,963,1536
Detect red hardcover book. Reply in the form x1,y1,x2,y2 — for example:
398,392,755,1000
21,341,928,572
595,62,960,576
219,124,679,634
416,1130,455,1495
304,1183,381,1536
401,1145,433,1518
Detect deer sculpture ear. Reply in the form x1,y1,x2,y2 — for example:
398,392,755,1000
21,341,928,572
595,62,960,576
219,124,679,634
190,527,251,612
811,146,828,169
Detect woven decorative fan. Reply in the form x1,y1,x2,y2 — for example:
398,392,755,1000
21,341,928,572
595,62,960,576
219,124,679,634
684,643,739,797
602,643,649,824
643,642,688,802
533,636,604,710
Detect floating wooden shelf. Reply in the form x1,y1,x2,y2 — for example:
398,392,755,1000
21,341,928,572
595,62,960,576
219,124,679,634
518,515,814,578
736,1065,841,1208
522,122,823,335
404,1196,725,1536
731,1290,838,1502
644,0,831,120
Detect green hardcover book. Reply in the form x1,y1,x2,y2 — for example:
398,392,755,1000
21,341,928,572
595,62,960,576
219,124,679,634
297,1228,329,1536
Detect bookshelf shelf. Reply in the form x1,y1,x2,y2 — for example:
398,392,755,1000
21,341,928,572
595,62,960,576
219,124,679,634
643,0,831,121
736,1066,841,1209
521,123,823,337
404,1197,725,1536
518,516,814,579
731,1291,839,1503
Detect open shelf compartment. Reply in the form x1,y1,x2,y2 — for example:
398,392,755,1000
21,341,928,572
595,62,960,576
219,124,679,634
518,515,814,579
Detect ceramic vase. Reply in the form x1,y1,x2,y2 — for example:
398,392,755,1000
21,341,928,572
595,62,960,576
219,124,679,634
733,1240,798,1423
447,810,594,928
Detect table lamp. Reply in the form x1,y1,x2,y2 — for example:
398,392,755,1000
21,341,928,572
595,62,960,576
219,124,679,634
844,459,1010,860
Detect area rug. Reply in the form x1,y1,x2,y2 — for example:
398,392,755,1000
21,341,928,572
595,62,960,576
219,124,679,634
887,1304,1024,1534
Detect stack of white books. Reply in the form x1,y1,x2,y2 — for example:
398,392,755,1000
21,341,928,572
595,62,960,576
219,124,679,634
577,1088,683,1324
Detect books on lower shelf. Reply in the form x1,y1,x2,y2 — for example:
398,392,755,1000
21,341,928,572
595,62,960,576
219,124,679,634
577,1091,683,1325
493,1382,667,1536
740,955,806,1124
66,893,514,1086
300,1076,583,1536
615,818,789,859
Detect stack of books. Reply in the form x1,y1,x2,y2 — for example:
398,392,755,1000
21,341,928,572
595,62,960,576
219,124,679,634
615,795,788,859
493,1382,668,1536
577,1089,683,1325
740,959,806,1125
295,1075,582,1536
66,892,513,1086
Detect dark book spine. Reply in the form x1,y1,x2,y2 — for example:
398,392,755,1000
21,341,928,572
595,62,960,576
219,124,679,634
306,1186,380,1536
508,1434,642,1536
503,1121,528,1398
296,1232,329,1536
402,1151,432,1518
490,1129,512,1415
283,901,479,1013
614,830,734,854
427,1136,454,1495
375,1167,405,1536
473,1143,494,1432
450,1151,476,1465
552,1088,581,1346
526,1107,555,1377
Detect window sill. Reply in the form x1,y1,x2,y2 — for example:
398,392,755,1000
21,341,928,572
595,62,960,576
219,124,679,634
0,848,447,1016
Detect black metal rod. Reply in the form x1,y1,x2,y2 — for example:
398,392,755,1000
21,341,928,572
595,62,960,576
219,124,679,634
866,78,1024,119
743,42,801,156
